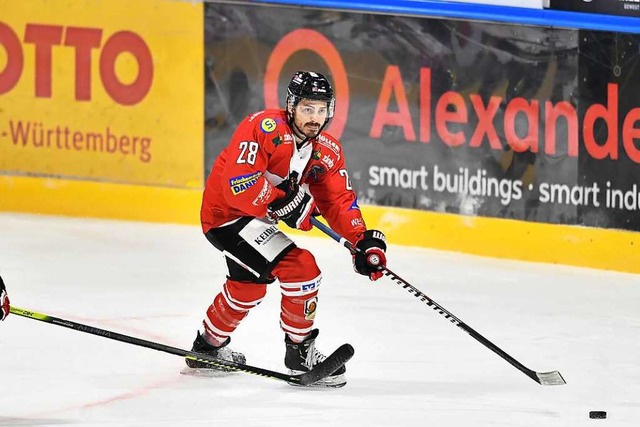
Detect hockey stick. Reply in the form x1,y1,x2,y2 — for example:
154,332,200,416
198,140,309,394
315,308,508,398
9,306,354,386
310,217,565,386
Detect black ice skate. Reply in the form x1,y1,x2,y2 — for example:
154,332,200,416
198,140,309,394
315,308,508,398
181,331,246,377
285,329,347,388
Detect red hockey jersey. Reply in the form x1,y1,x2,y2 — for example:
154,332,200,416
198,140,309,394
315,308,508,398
201,109,367,244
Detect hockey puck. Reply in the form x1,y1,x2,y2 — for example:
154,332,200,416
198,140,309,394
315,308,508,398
589,411,606,419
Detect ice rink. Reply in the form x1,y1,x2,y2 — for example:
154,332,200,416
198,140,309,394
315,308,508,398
1,212,639,426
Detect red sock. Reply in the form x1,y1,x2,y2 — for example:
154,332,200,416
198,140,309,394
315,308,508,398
202,278,267,343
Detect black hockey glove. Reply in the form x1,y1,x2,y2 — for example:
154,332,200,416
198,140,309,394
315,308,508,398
268,179,316,231
0,275,9,321
353,230,387,281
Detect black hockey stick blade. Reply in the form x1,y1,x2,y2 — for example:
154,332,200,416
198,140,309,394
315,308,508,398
298,343,355,386
9,306,351,386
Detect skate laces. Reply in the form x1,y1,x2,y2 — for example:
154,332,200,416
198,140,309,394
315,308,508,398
304,340,327,369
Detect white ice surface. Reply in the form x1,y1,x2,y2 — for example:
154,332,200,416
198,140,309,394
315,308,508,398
1,213,639,426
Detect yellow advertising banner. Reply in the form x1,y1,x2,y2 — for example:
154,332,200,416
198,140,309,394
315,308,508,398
0,0,203,187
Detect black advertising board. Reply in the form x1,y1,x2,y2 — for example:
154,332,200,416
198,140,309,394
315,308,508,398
548,0,640,17
204,3,640,231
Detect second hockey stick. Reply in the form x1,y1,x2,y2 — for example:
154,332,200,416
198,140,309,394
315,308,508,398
310,216,565,386
10,306,354,386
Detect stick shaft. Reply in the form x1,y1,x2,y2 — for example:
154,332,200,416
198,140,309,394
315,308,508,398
309,216,565,385
10,306,300,383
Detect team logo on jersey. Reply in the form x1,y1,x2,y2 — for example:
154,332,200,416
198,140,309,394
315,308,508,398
229,171,262,195
260,118,277,133
312,148,321,160
306,164,325,181
272,135,282,147
304,296,318,320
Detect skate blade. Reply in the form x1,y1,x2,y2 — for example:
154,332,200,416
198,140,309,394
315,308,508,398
180,366,236,378
288,371,347,388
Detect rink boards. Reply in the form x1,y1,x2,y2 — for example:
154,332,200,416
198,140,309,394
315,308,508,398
1,174,638,274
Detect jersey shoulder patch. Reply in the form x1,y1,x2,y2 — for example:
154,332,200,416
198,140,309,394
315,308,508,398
315,133,342,158
258,117,278,134
248,109,286,130
247,110,293,148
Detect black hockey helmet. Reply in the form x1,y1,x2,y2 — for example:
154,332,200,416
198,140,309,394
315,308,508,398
286,71,335,119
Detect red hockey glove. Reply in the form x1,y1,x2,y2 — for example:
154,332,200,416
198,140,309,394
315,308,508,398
353,230,387,281
268,179,316,231
0,275,9,321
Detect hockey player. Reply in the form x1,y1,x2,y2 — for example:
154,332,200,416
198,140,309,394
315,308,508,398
187,71,387,387
1,275,10,321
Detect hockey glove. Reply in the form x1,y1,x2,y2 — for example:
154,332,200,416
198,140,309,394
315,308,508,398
0,275,9,321
268,179,316,231
353,230,387,281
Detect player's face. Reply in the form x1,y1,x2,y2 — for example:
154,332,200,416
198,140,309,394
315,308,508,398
293,99,328,139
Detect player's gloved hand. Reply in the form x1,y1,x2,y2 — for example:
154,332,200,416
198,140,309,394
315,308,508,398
353,230,387,281
0,275,10,321
268,179,316,231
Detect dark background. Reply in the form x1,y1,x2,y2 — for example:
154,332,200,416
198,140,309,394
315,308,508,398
204,3,640,231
